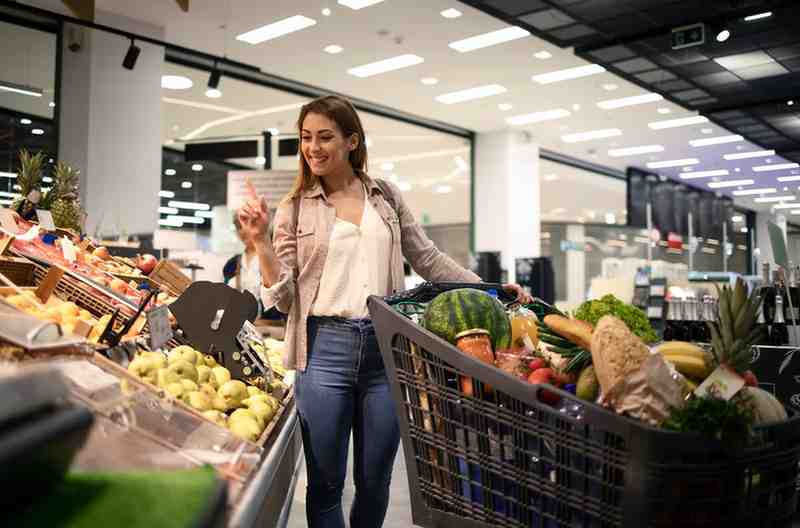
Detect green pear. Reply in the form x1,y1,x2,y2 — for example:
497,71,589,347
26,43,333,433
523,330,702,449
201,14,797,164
265,395,280,412
165,382,185,399
196,365,211,384
210,366,231,387
212,395,229,412
218,380,248,409
140,351,167,369
167,359,198,383
128,357,158,385
230,408,263,428
242,394,269,408
199,383,217,398
203,354,217,367
248,401,275,427
202,410,227,428
185,391,213,412
228,417,261,442
246,386,264,397
269,380,287,393
181,379,199,392
168,345,200,366
157,367,181,388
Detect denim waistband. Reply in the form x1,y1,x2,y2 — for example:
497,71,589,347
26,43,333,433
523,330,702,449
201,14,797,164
308,315,374,332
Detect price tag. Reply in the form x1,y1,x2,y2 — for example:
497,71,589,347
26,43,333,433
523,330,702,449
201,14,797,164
147,305,173,350
61,236,77,263
694,364,745,401
236,320,271,380
236,320,262,350
0,208,17,233
36,209,56,231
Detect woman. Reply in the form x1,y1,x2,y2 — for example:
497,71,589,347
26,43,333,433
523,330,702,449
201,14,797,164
222,214,261,301
237,95,531,528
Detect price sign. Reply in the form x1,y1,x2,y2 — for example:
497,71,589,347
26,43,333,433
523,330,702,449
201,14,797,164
147,305,173,350
0,208,17,233
236,320,271,380
36,209,56,231
61,236,77,263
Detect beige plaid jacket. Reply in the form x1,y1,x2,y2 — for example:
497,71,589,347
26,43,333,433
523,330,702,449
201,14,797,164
262,172,480,371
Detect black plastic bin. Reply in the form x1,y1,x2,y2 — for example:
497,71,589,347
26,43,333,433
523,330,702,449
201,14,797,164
368,291,800,528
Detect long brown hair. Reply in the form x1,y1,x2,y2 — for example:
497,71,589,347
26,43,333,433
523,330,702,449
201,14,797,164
284,95,368,202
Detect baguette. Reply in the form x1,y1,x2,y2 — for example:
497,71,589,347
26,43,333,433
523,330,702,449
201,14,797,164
590,315,650,396
543,314,593,351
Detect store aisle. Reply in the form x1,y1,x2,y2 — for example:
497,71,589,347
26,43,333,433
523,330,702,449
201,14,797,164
286,440,416,528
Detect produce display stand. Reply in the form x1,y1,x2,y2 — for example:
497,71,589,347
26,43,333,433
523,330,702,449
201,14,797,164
368,293,800,528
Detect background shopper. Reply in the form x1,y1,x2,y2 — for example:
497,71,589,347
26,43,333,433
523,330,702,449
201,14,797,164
237,95,531,528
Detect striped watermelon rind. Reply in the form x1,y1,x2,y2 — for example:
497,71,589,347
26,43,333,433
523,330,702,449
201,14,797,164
422,288,512,352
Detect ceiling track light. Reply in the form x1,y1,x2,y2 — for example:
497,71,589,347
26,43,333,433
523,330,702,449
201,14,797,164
122,38,141,70
208,64,221,90
716,28,731,42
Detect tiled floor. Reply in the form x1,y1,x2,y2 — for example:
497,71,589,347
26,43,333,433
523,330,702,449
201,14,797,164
286,439,416,528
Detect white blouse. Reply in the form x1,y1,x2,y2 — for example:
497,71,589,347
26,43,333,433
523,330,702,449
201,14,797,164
310,197,392,319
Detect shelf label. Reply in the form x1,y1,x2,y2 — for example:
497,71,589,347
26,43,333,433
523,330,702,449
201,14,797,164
147,305,173,350
36,209,56,231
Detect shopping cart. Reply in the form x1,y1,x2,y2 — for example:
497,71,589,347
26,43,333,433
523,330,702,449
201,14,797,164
368,285,800,528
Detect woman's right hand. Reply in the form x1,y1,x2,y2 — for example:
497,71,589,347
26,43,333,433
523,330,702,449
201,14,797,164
237,178,271,244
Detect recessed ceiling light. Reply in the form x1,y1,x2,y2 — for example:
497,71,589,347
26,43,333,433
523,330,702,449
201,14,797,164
778,176,800,182
236,15,317,44
647,158,700,169
744,11,772,21
321,7,331,16
532,64,605,84
191,163,203,171
605,213,616,224
159,190,175,198
753,162,799,172
734,168,741,172
716,29,731,42
785,187,790,191
649,115,708,130
723,149,775,160
597,93,663,110
48,102,55,108
158,217,183,228
732,215,743,222
348,54,424,77
680,169,729,179
164,168,176,176
169,200,210,210
324,44,343,54
506,108,570,125
255,156,266,165
195,210,215,218
701,128,713,134
543,173,558,182
31,128,44,135
205,88,222,98
561,128,622,143
689,135,744,147
753,195,796,203
181,181,193,189
788,100,795,106
20,118,31,125
338,0,384,8
497,103,513,111
572,103,581,111
440,8,462,18
158,206,179,215
533,50,552,60
420,77,438,85
732,188,776,196
161,75,193,90
435,84,506,104
602,83,618,91
381,162,395,171
708,179,754,189
657,107,671,114
607,144,664,157
449,26,529,53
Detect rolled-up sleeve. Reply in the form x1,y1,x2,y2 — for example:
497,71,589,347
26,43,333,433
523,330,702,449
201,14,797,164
384,180,481,283
260,200,297,314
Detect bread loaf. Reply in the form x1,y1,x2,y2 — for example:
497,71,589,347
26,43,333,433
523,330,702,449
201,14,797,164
543,314,593,351
590,315,650,396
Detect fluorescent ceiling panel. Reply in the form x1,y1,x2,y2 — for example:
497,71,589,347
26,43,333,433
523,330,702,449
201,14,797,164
753,195,796,203
532,64,605,84
435,84,507,104
772,203,800,209
753,162,800,172
236,15,317,44
337,0,385,9
596,93,663,110
646,158,699,169
689,135,744,147
0,81,43,97
732,188,776,196
347,54,424,77
777,175,800,182
744,11,772,21
707,179,754,188
680,169,729,179
506,109,570,125
449,26,529,53
608,145,664,157
723,150,775,160
561,128,622,143
648,115,708,130
714,51,773,70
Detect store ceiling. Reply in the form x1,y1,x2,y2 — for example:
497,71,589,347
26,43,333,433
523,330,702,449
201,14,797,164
14,0,800,215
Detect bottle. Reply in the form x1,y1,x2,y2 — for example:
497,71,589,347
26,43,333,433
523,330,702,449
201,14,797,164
762,262,775,324
756,305,770,345
663,298,682,341
771,293,789,346
696,295,714,343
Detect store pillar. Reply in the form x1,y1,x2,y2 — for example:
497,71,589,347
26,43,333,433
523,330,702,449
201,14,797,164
566,224,586,307
474,130,540,284
58,13,164,238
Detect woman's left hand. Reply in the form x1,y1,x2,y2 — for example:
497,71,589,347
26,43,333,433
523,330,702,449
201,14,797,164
503,283,533,305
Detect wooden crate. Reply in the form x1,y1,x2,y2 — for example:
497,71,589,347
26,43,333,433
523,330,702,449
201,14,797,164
150,260,192,297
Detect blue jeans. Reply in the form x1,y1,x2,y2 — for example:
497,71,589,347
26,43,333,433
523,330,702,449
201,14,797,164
295,316,401,528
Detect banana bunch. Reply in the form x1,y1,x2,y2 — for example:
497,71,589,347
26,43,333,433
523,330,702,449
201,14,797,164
655,341,710,380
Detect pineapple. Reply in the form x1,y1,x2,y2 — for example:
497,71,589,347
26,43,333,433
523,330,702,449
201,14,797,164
11,149,45,219
708,278,764,375
46,162,83,231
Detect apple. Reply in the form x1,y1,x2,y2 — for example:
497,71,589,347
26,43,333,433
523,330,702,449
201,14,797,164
212,395,229,412
137,253,158,274
196,365,211,384
528,358,546,372
109,278,128,295
246,386,264,397
184,391,213,412
242,394,269,408
180,379,199,392
248,401,275,427
210,366,231,388
167,359,198,383
157,368,181,388
228,417,262,442
230,408,263,429
92,246,111,261
202,410,228,428
168,345,200,366
218,380,248,409
165,382,185,399
127,357,158,385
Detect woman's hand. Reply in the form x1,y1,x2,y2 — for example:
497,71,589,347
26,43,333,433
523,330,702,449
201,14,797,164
237,177,271,244
503,283,532,305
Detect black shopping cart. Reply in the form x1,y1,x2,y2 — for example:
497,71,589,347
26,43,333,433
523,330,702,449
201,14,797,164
368,284,800,528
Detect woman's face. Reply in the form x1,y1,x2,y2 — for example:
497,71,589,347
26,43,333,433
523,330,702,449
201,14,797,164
300,112,357,177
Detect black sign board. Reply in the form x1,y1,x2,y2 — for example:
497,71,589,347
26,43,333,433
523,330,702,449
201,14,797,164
185,140,258,162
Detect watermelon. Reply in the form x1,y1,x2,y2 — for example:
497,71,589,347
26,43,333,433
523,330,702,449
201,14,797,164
422,288,512,352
